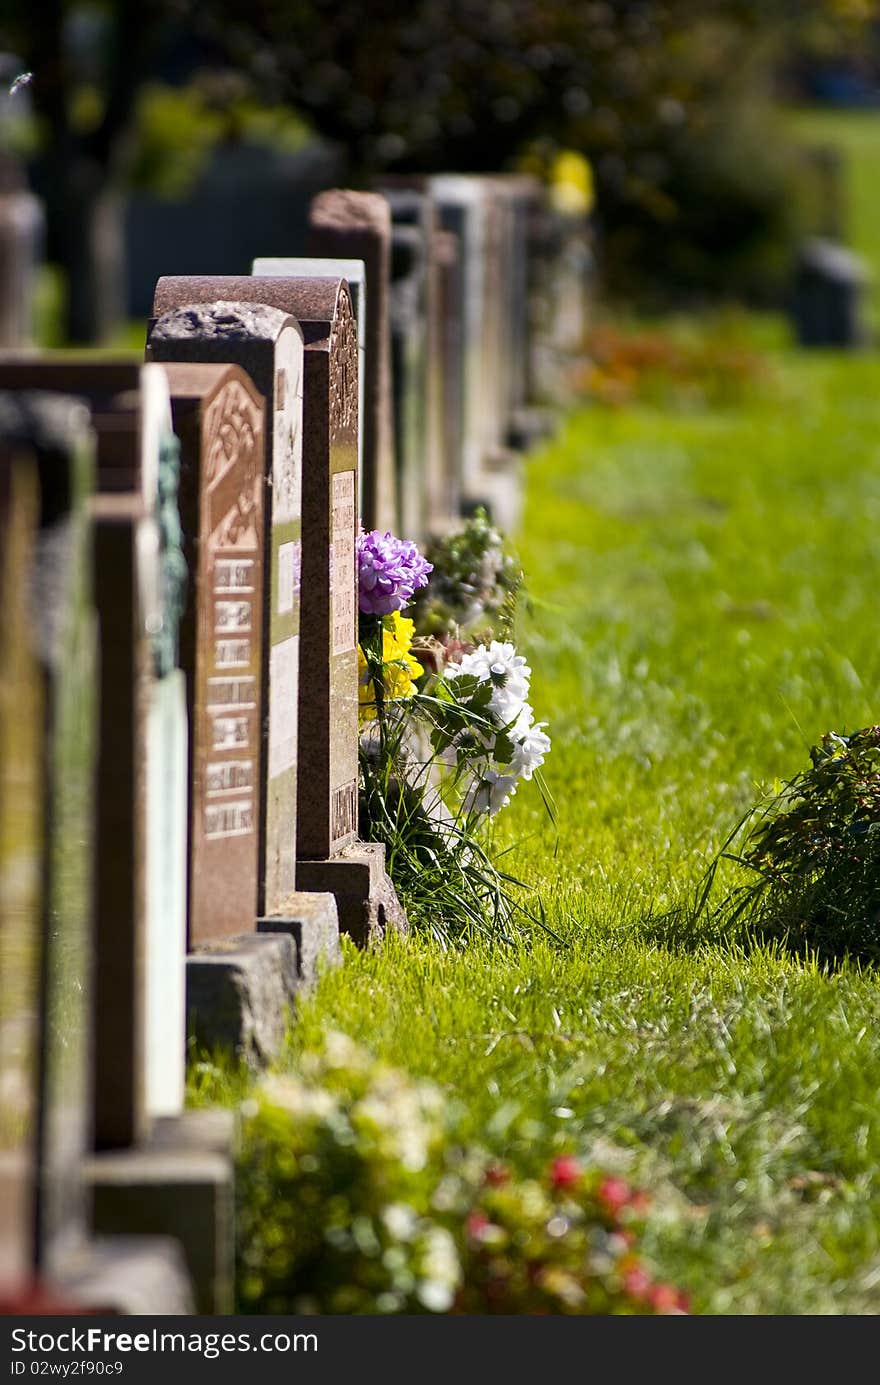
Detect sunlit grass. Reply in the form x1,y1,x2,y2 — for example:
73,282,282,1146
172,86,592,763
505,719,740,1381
225,332,880,1314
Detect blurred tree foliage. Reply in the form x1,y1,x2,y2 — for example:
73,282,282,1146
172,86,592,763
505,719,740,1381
1,0,876,338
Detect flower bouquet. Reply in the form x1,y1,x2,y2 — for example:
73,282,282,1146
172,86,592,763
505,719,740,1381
355,523,553,941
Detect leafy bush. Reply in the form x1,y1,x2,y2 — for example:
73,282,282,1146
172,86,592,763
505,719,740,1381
570,318,775,411
236,1033,688,1315
705,726,880,963
409,507,523,648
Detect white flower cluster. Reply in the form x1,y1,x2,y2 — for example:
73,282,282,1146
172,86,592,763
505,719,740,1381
444,640,551,817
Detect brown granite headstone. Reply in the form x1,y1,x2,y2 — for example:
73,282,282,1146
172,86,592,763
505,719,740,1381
150,359,266,944
147,305,302,922
307,190,398,533
149,276,404,944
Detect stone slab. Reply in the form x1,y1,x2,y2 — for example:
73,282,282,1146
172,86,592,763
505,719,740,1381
297,841,406,948
257,889,342,983
54,1236,194,1316
186,931,300,1066
87,1133,234,1315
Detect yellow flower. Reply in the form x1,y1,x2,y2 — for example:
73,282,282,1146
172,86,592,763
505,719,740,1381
358,612,424,721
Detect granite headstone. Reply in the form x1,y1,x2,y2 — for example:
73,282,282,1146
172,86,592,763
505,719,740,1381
306,190,397,532
148,303,303,921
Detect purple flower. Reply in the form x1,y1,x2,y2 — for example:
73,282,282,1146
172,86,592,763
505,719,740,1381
357,529,432,616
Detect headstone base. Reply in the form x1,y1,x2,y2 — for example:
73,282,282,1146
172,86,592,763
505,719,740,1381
53,1236,195,1316
297,841,408,948
257,891,342,981
463,460,524,539
507,406,558,452
85,1110,236,1315
186,932,301,1066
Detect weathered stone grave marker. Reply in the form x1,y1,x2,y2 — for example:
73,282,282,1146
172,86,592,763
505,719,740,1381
433,227,463,524
150,275,404,945
306,189,397,532
429,175,523,533
0,360,189,1140
0,390,97,1284
0,361,225,1312
0,154,43,348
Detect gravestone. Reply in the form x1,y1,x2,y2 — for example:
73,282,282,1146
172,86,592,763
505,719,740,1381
791,237,870,348
149,275,405,945
147,304,303,923
0,390,97,1284
0,360,189,1140
0,156,44,348
389,223,429,542
381,186,448,540
306,189,397,532
433,228,463,525
493,175,555,450
429,176,522,533
253,255,367,512
149,357,266,946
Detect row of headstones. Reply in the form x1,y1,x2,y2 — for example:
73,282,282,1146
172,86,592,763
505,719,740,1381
0,170,593,513
0,175,592,1316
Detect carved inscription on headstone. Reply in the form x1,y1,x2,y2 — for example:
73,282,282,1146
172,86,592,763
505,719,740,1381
157,364,266,944
201,380,262,853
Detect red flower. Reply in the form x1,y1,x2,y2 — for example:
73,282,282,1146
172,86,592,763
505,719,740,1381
484,1162,509,1187
549,1155,581,1190
622,1263,652,1301
648,1283,689,1315
598,1176,632,1214
466,1210,490,1240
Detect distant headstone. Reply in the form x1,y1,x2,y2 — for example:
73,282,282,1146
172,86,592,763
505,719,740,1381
433,228,463,525
253,255,367,509
0,157,43,348
0,390,97,1282
791,236,870,348
429,176,522,532
148,302,303,922
381,186,449,540
307,190,397,532
149,274,404,944
389,223,429,541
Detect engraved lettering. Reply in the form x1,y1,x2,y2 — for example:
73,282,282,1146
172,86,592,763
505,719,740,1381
331,779,358,843
332,471,356,655
215,600,252,632
215,558,255,592
206,760,254,795
205,801,254,839
207,676,256,709
212,715,250,750
215,638,251,667
277,540,300,615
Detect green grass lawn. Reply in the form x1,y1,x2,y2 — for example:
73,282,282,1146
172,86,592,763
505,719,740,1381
188,107,880,1314
220,332,880,1315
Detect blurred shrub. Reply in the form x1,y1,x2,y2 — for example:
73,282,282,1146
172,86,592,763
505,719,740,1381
570,316,776,410
236,1032,688,1315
